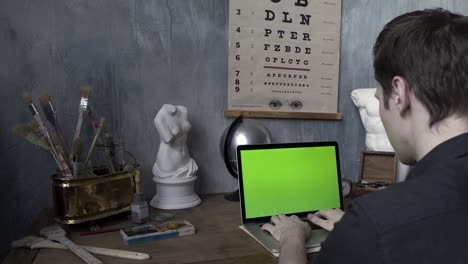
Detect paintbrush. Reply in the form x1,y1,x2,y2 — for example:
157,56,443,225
23,96,48,135
23,96,62,168
84,117,105,169
12,236,150,260
71,86,91,161
27,119,69,172
27,119,43,137
87,106,117,173
51,132,73,177
40,225,103,264
38,92,70,161
12,124,50,151
72,137,83,163
102,123,119,172
87,105,101,133
71,137,84,177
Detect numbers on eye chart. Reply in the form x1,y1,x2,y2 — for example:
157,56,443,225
231,7,254,94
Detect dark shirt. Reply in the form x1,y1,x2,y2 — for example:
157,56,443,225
313,133,468,264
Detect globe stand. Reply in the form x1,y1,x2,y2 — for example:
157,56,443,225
224,189,240,202
220,116,272,203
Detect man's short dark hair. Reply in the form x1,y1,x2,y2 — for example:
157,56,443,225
373,8,468,126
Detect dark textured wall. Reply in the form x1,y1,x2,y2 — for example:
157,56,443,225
1,0,467,259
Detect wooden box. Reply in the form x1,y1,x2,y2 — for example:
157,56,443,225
352,151,397,198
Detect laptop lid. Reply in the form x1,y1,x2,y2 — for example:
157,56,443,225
237,141,343,224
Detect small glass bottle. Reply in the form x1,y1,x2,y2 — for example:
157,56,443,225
131,192,149,224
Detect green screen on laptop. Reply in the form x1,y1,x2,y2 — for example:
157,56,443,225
238,143,342,220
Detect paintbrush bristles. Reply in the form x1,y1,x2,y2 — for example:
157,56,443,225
23,95,40,116
11,236,47,248
22,95,33,105
38,93,56,124
80,86,91,98
12,124,50,151
12,124,29,137
28,119,39,128
28,119,40,131
40,225,67,239
102,122,108,133
38,93,50,107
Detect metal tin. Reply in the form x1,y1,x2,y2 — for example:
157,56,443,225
52,165,140,224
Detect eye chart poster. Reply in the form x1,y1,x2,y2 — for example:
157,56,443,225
227,0,342,119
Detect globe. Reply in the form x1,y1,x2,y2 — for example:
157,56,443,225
219,116,272,201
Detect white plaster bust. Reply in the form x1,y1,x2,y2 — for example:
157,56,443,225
152,104,198,180
351,88,411,182
351,88,394,152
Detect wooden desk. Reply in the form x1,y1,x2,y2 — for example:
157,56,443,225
5,194,277,264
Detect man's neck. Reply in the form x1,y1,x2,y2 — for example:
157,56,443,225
413,115,468,161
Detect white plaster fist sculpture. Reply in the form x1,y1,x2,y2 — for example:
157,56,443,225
150,104,201,209
351,88,394,152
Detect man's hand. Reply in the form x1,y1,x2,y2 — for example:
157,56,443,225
262,214,312,264
261,214,311,241
307,209,344,231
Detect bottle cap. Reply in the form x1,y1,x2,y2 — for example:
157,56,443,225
133,192,144,203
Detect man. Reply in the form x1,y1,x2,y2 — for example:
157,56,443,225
262,8,468,264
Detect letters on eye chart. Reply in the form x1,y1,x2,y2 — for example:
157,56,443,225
227,0,342,118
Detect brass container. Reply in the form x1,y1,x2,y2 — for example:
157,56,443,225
52,165,140,224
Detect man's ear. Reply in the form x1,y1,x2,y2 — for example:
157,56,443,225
392,76,411,115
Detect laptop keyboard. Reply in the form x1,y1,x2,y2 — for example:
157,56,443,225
302,218,322,230
259,219,322,230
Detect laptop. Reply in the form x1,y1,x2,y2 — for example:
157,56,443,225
237,141,343,257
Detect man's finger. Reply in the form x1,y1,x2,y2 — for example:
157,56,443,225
277,214,287,219
315,209,344,222
315,209,334,219
271,215,280,224
261,223,275,234
308,214,333,231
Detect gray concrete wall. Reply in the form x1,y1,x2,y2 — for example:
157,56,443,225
1,0,467,259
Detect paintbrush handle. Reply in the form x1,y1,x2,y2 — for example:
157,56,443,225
84,118,105,167
104,149,117,173
55,236,103,264
79,227,122,236
54,139,73,175
73,112,84,143
87,108,101,135
31,240,150,260
56,125,70,162
87,109,116,173
82,245,150,260
33,115,64,171
57,151,73,177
